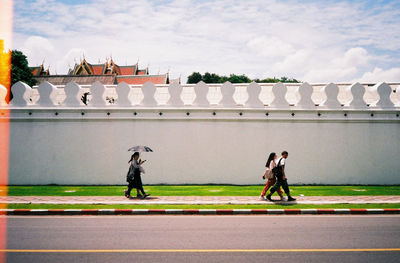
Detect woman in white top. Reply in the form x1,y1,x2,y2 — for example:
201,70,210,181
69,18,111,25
260,152,284,200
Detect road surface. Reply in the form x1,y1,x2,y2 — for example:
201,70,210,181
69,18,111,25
5,215,400,262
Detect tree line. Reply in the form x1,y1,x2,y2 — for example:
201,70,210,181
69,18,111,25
187,72,299,84
6,50,301,89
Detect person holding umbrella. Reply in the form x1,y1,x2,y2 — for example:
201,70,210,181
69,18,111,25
125,146,153,199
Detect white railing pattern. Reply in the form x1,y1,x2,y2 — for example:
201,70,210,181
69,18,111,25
0,81,399,109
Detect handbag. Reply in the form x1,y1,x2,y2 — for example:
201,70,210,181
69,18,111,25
126,164,135,182
264,168,274,180
263,169,268,180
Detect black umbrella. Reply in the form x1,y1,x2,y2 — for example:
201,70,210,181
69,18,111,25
128,146,153,152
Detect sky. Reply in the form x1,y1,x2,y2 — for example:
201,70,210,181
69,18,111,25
7,0,400,83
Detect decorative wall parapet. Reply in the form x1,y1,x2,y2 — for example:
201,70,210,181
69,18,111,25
10,81,32,106
270,82,288,108
193,81,209,107
64,81,83,106
246,81,263,108
375,82,395,109
2,80,399,113
220,82,236,107
348,82,367,109
0,84,7,106
4,81,399,185
320,83,341,109
296,82,315,109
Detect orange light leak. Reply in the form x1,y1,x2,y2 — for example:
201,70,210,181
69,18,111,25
0,0,13,262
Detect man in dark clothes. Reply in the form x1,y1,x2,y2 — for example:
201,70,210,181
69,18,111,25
266,151,296,202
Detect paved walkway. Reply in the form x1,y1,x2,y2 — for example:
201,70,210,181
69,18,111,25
1,195,399,205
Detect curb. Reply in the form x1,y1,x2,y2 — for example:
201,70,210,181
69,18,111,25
1,209,399,216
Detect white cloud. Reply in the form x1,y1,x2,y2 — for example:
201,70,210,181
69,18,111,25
335,47,369,68
11,0,400,82
55,48,86,74
273,49,311,75
247,36,295,58
356,67,400,82
300,47,370,82
21,36,55,66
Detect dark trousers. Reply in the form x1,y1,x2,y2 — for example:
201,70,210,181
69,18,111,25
127,182,145,196
270,178,290,196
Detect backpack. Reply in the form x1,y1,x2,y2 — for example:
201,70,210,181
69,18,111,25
272,158,284,179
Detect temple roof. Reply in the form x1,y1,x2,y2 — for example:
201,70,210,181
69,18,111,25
116,73,169,85
118,65,137,75
30,64,49,76
91,64,106,75
34,75,116,85
31,57,173,86
136,68,148,75
70,59,139,76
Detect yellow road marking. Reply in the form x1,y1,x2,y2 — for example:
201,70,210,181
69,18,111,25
1,248,399,253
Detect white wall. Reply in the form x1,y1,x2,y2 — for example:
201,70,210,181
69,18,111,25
2,81,400,185
6,116,400,185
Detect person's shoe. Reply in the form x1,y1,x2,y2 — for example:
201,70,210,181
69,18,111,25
266,194,273,201
259,195,265,200
136,194,143,198
142,193,150,199
279,195,286,201
124,190,129,198
287,196,296,201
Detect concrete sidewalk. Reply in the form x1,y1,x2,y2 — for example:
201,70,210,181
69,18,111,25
1,195,400,205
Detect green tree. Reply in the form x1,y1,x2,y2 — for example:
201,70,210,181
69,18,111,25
186,72,300,84
227,74,251,83
11,50,37,87
278,76,299,83
254,77,299,83
187,72,202,84
202,72,221,83
253,77,279,83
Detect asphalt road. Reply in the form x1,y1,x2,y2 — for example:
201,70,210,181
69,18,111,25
5,215,400,263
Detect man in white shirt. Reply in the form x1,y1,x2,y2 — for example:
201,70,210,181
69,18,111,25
266,151,296,202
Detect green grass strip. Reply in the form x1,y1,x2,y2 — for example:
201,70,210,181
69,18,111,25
6,203,400,210
3,185,400,196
